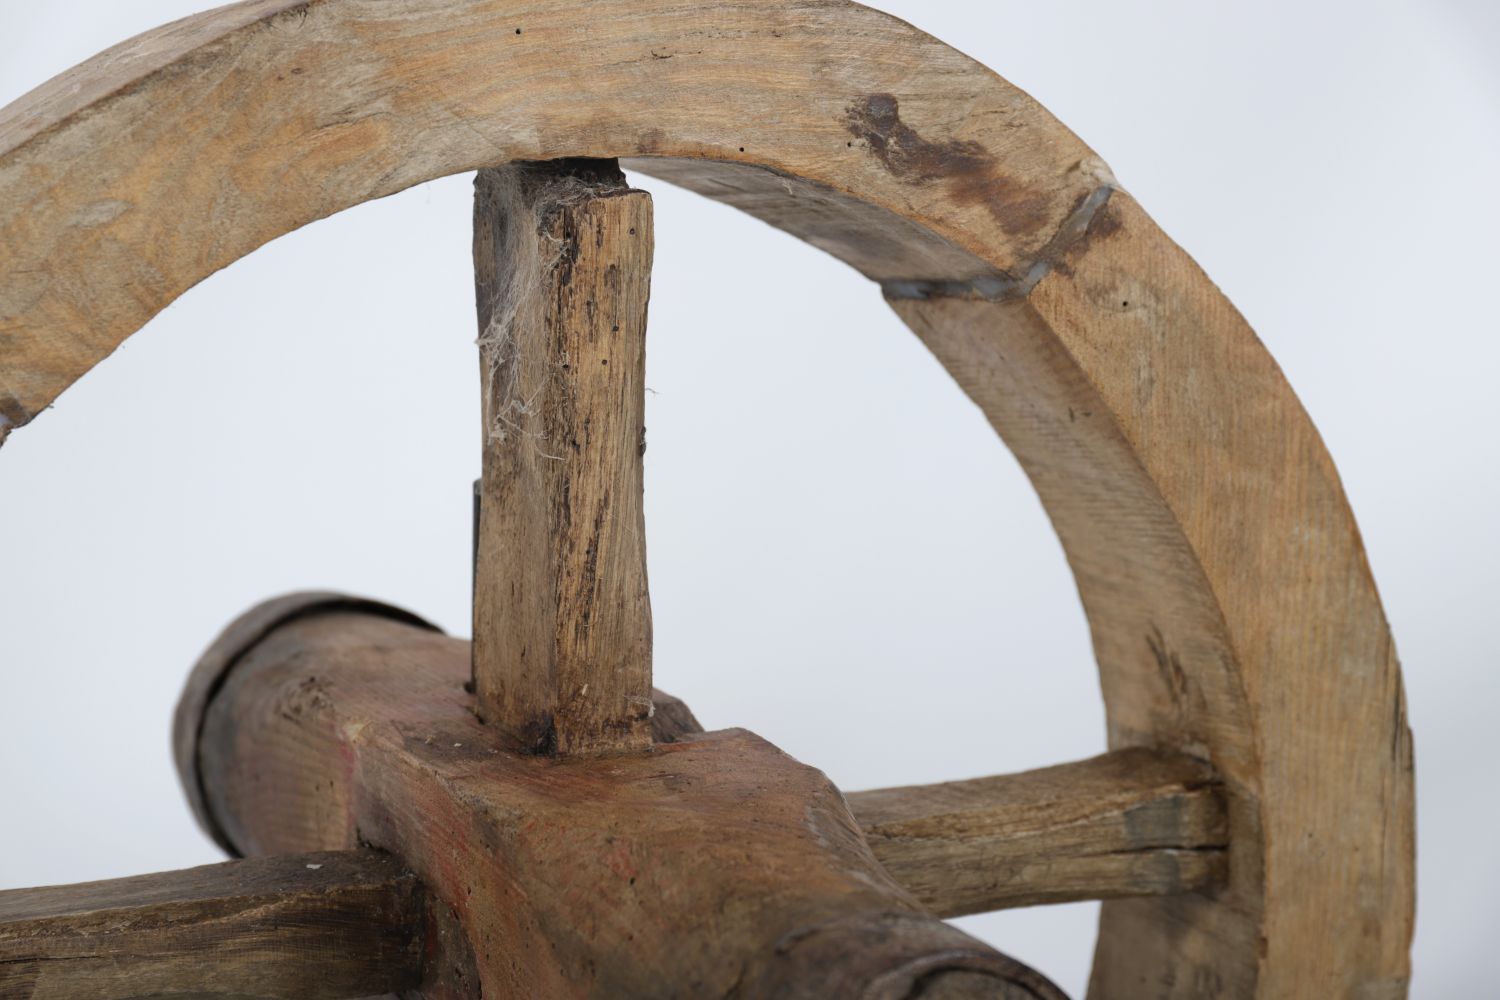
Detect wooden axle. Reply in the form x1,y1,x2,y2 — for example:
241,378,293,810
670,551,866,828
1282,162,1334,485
473,162,656,756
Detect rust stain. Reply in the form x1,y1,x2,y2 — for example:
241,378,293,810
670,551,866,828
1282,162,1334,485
845,93,1052,238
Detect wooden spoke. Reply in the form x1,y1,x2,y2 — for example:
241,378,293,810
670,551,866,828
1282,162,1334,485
0,850,425,1000
848,749,1228,916
472,161,655,756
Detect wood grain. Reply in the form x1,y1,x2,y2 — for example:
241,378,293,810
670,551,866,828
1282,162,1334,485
0,850,424,1000
472,161,654,755
187,602,1067,1000
173,591,440,857
2,1,1415,994
850,748,1227,915
888,189,1414,997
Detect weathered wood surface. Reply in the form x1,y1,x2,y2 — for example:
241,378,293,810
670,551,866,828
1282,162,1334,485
887,193,1414,997
185,602,1066,1000
0,850,425,1000
173,591,440,856
1,1,1414,995
849,749,1227,915
472,161,655,756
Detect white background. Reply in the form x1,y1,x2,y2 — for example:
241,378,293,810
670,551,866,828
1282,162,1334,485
1,1,1495,995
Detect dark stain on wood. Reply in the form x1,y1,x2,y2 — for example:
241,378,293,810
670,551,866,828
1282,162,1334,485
1049,190,1124,279
845,93,1051,238
1147,624,1193,712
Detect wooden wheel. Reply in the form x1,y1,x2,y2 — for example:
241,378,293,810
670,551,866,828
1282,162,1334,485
0,2,1413,998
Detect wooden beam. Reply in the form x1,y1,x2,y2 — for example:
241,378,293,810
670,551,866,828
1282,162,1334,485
472,161,655,756
848,749,1228,916
0,850,425,1000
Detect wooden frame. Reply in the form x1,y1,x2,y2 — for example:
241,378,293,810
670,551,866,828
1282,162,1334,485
0,1,1413,997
